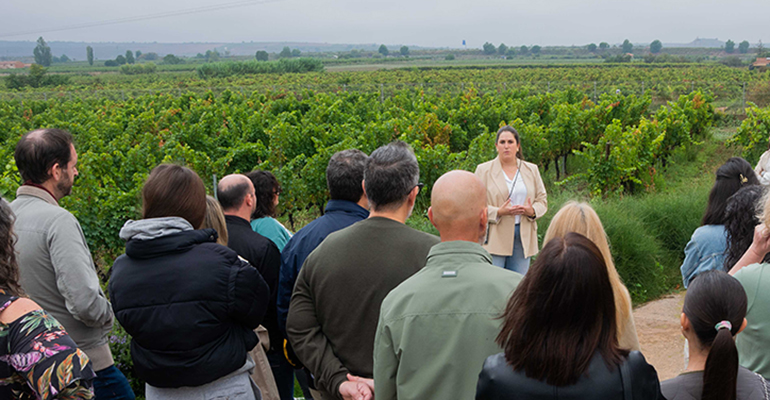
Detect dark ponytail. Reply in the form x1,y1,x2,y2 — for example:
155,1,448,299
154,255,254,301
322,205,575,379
683,271,747,400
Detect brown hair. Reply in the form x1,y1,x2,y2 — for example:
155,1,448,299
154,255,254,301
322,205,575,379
202,195,228,246
142,164,206,229
496,125,523,160
0,199,23,296
497,232,624,386
543,201,633,346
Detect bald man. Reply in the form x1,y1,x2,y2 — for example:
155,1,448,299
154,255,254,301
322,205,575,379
217,174,284,386
373,170,524,400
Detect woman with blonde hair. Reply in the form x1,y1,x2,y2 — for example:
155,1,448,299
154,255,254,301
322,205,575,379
203,195,229,246
543,201,640,351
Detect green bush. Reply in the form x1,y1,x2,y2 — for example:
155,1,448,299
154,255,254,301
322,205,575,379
120,63,157,75
196,58,324,79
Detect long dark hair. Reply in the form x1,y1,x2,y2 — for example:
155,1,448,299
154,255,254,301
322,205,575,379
246,170,281,219
496,126,524,160
683,271,747,400
0,199,23,296
724,185,769,270
702,157,758,226
497,232,624,386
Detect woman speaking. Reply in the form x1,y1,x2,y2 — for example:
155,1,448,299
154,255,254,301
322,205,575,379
475,126,547,274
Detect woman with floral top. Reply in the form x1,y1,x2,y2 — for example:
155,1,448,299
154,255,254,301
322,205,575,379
0,198,96,400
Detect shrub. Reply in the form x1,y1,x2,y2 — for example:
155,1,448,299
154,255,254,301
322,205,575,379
196,58,324,79
120,63,157,75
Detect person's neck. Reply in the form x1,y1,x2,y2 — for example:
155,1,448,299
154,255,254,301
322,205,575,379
26,181,61,202
369,206,410,224
500,158,519,170
224,209,251,222
685,337,709,372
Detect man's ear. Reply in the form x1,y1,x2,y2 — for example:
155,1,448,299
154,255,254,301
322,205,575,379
480,207,488,232
428,207,437,230
49,162,62,182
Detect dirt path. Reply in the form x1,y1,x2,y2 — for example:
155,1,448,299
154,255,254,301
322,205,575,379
633,291,686,381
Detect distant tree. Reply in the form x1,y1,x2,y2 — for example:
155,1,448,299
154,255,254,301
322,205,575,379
162,54,184,64
378,44,389,56
506,47,517,59
739,40,750,54
205,50,220,62
86,46,94,66
279,46,292,58
519,45,529,55
496,43,508,56
196,53,205,59
400,46,409,57
116,55,127,65
33,37,52,66
136,50,142,58
725,40,735,54
126,50,135,64
622,39,633,53
59,54,70,62
599,42,610,50
291,48,301,57
720,56,743,67
587,43,597,52
104,60,119,67
482,42,496,55
531,45,541,55
758,40,766,57
445,54,455,60
255,50,269,61
650,40,662,54
143,52,159,61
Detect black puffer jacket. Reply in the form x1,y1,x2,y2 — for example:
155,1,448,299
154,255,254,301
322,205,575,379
476,351,665,400
109,221,269,388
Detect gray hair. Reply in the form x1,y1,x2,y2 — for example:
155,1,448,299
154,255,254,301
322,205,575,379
364,141,419,211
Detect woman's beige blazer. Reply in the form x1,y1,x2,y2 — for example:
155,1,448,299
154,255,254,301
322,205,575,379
475,157,547,259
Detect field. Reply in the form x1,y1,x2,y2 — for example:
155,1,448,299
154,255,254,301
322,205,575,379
2,62,770,396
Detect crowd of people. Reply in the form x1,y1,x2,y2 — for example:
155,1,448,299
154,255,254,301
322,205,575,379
2,126,770,400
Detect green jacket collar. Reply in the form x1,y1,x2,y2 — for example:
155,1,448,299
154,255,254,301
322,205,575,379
426,240,493,266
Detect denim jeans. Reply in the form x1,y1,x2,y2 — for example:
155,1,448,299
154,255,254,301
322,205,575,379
94,365,135,400
267,350,295,400
491,224,530,274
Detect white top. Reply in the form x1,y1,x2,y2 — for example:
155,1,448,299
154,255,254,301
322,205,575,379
504,170,528,224
755,150,770,186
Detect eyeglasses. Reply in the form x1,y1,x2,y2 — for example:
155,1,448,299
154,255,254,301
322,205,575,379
415,182,425,195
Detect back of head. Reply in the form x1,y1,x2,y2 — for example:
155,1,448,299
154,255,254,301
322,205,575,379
14,128,74,184
364,141,419,211
702,157,758,226
216,174,252,212
202,195,228,246
497,232,622,386
142,164,206,229
327,149,367,203
724,185,767,270
430,170,487,241
683,271,747,400
0,199,22,296
543,202,631,330
246,170,280,219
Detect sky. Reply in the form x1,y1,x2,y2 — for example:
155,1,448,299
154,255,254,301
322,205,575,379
1,0,767,48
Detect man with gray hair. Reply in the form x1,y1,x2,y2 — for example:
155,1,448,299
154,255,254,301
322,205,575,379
287,141,439,400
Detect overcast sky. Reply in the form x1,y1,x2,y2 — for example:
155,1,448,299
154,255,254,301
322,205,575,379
2,0,767,47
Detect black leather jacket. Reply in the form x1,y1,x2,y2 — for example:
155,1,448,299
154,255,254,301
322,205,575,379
476,351,665,400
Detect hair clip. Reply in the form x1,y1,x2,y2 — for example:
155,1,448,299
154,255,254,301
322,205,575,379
715,320,732,331
740,174,748,184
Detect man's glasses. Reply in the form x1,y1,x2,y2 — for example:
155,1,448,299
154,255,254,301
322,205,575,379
415,182,425,195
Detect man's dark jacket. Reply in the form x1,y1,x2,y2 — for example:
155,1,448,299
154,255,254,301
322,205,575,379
110,228,269,388
225,215,282,351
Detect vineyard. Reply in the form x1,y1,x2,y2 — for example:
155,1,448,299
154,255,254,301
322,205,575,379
1,65,770,296
3,64,770,396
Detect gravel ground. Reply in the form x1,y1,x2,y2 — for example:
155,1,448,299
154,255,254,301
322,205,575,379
633,291,687,381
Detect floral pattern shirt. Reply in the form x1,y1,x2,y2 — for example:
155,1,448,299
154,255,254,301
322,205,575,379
0,290,96,400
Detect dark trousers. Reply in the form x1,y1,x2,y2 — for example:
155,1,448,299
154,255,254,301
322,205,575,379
94,365,135,400
267,350,296,400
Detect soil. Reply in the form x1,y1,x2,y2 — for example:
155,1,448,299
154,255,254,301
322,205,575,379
633,291,686,381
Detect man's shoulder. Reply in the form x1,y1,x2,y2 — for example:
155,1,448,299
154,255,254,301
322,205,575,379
12,196,77,229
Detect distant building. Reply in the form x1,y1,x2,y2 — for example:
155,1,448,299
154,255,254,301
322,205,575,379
750,57,770,71
0,61,30,69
